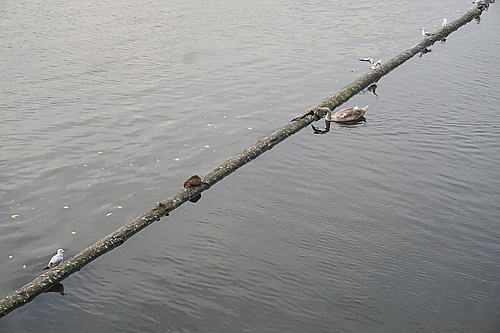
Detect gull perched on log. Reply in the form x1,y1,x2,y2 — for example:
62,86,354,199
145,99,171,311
442,18,448,27
359,58,382,70
43,249,64,270
473,0,490,10
421,28,434,37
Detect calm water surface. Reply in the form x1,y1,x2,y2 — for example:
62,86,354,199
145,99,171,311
1,0,499,332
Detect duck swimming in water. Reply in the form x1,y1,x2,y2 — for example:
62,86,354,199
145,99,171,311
320,105,369,123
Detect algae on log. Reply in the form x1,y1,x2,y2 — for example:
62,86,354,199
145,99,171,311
0,5,486,319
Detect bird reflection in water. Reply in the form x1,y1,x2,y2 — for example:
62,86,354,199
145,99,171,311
367,84,378,97
311,116,367,135
189,194,202,203
311,122,331,134
44,283,66,296
418,48,432,57
361,83,379,97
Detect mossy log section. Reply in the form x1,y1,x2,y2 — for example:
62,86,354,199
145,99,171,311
0,5,486,318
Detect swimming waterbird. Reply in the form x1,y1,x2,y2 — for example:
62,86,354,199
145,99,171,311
320,106,369,123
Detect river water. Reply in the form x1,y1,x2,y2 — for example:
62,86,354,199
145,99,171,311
1,0,499,332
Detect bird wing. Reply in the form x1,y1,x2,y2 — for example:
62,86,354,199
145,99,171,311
333,109,353,120
359,57,374,64
333,107,367,121
49,254,63,266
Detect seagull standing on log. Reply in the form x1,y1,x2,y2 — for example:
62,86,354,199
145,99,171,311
43,249,64,270
359,58,382,70
421,28,434,37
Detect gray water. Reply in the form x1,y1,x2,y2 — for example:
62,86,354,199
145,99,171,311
1,0,500,332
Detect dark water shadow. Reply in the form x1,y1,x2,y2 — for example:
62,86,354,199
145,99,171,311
311,122,331,134
418,48,432,57
366,83,378,97
44,283,66,296
334,118,367,127
358,83,379,97
189,194,202,203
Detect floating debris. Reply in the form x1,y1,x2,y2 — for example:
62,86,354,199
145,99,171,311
158,121,174,126
11,215,19,219
106,212,112,216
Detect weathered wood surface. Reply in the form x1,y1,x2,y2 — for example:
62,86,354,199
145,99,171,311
0,5,486,318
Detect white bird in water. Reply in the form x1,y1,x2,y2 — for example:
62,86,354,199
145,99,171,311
44,249,64,270
359,58,382,70
421,28,434,37
442,18,448,27
320,105,369,123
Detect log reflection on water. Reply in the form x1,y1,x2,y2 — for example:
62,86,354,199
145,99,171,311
44,283,66,296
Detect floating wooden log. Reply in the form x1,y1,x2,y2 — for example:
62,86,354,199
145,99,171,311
0,4,489,318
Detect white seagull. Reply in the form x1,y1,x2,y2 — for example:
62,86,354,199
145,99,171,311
44,249,65,270
442,18,448,27
359,58,382,70
421,28,434,37
473,0,489,8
